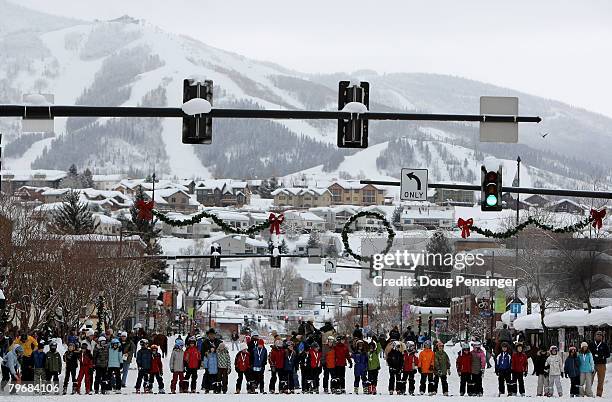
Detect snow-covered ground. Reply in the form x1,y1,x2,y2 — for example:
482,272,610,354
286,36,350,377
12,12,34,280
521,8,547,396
3,336,610,401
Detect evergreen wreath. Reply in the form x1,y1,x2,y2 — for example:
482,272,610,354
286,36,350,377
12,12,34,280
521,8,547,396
341,211,396,262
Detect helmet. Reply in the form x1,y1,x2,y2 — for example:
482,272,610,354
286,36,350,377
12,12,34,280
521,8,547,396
140,339,149,346
549,345,558,352
14,345,24,354
175,339,185,348
240,343,248,351
327,336,336,343
424,340,431,348
392,341,401,349
98,336,106,343
81,343,88,349
49,341,57,348
251,331,259,337
461,342,470,350
311,342,319,349
472,341,482,348
120,331,128,337
111,338,120,345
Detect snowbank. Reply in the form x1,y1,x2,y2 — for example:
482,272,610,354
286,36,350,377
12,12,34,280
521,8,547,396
513,306,612,331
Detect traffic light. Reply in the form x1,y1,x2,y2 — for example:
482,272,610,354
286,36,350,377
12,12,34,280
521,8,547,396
210,243,221,269
270,255,281,268
182,78,213,144
298,297,303,309
234,295,240,305
337,80,369,148
284,315,289,324
258,295,263,305
357,300,364,309
243,315,248,324
481,165,503,211
368,260,378,279
257,315,261,323
321,298,326,310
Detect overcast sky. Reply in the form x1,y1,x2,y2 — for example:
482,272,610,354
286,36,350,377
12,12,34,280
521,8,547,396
17,0,612,117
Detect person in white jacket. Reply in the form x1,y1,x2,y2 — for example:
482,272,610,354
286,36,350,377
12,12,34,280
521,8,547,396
545,345,563,397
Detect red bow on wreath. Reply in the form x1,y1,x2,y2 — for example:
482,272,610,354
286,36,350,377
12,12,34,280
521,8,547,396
590,208,606,230
457,218,473,239
136,200,155,221
269,212,284,235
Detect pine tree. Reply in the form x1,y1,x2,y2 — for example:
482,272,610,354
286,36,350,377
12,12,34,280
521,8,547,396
60,164,82,189
307,230,321,251
279,238,289,254
51,190,99,234
126,187,168,284
81,168,94,188
414,230,453,306
324,240,338,258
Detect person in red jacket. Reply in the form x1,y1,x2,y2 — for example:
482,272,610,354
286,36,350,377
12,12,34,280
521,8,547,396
234,344,251,394
511,342,528,396
268,340,285,394
456,342,472,396
402,342,420,396
183,337,201,393
76,343,94,394
306,342,322,393
332,336,352,394
149,345,165,394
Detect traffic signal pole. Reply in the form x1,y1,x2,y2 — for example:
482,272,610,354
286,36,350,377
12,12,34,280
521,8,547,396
360,180,612,200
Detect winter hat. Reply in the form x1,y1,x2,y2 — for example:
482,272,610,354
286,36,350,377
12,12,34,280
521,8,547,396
111,338,120,345
580,342,589,349
175,339,184,348
120,331,128,337
87,329,94,336
549,345,558,352
98,336,106,343
424,340,431,348
251,331,259,337
461,342,470,350
240,343,248,351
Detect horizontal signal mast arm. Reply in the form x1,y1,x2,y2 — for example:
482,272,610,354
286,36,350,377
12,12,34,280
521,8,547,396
0,105,541,122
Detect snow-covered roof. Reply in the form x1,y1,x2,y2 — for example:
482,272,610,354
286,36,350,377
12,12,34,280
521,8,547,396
195,179,248,194
213,211,250,221
163,212,211,225
144,189,200,206
292,258,360,285
329,180,384,190
0,169,66,181
285,211,325,222
272,187,331,197
513,307,612,331
93,213,121,226
92,174,125,182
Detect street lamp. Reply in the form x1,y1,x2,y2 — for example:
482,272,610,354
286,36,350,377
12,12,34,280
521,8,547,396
465,308,471,341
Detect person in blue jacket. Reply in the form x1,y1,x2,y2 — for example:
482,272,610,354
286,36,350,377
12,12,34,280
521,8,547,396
283,341,298,393
107,339,123,393
578,342,595,397
135,339,152,393
251,339,268,394
351,340,369,394
495,342,513,396
32,342,46,391
1,344,23,393
203,346,219,393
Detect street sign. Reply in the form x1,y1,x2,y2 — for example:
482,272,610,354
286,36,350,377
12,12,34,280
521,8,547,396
400,168,428,201
510,303,522,314
480,311,493,318
324,258,337,273
480,96,518,143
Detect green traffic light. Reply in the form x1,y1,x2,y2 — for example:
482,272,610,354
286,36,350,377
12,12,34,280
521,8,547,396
486,194,498,206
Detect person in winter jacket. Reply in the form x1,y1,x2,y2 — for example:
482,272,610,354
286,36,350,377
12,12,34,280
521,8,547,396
268,339,285,393
33,342,46,392
11,331,37,382
386,341,403,394
203,346,219,393
251,338,267,394
495,342,512,396
578,341,595,397
93,336,109,394
305,342,322,394
351,340,369,394
217,342,231,394
332,336,352,394
169,339,185,394
45,340,62,394
418,340,435,395
183,337,201,393
135,338,152,393
545,345,563,396
433,341,451,396
283,341,298,393
106,338,123,393
0,344,23,392
323,336,336,393
564,346,581,397
119,331,135,388
234,343,251,393
400,341,418,396
511,342,528,396
367,340,382,395
76,343,94,394
63,342,79,394
590,330,610,397
149,344,165,394
471,341,486,396
456,343,472,396
532,344,550,396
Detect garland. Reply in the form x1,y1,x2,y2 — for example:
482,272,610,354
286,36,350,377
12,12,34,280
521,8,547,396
457,208,606,239
151,209,272,236
341,211,396,262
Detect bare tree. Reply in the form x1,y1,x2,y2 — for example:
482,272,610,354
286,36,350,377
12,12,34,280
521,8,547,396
245,260,301,309
175,242,220,299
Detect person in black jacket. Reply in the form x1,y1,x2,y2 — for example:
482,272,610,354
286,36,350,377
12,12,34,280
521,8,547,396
388,326,401,342
352,325,363,341
135,339,152,393
590,330,610,397
63,343,79,394
386,341,403,395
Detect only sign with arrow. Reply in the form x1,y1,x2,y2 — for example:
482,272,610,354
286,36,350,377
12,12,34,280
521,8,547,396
400,168,428,201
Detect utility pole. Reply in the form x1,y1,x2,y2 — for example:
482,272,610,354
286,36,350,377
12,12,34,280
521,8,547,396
514,156,521,321
399,288,403,331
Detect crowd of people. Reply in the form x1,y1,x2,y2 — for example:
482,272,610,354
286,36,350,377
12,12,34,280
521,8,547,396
0,322,609,397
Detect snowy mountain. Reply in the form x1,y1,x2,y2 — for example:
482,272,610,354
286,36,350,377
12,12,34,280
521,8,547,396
1,0,611,190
